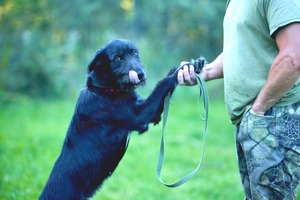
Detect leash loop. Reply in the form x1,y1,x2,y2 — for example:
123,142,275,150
156,74,209,187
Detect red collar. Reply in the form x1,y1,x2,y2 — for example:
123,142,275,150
86,85,122,93
103,89,121,93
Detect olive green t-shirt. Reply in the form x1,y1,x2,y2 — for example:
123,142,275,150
223,0,300,124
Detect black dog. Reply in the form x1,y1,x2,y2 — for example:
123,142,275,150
39,39,180,200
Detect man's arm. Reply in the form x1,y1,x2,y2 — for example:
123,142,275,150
177,52,224,85
251,23,300,115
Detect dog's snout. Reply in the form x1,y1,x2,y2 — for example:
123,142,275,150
133,68,145,80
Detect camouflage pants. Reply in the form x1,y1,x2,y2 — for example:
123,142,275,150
236,101,300,200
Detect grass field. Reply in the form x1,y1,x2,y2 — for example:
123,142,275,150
1,87,246,200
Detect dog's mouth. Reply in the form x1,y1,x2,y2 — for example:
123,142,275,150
129,70,145,85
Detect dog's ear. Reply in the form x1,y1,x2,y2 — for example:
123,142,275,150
88,48,105,72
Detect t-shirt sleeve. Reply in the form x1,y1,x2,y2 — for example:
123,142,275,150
266,0,300,37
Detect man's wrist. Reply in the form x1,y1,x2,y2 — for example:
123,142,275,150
250,108,265,116
251,104,268,115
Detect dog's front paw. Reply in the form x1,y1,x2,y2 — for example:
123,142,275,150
138,124,149,134
152,115,161,125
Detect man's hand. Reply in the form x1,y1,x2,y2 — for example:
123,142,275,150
177,63,197,85
177,53,224,85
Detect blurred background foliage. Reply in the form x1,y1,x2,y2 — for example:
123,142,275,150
0,0,226,100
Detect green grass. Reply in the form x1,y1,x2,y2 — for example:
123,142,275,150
0,88,245,200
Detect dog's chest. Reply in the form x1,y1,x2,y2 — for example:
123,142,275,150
98,93,140,113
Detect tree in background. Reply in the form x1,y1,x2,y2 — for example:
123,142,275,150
0,0,226,99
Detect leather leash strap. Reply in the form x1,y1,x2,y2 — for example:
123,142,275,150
156,74,209,187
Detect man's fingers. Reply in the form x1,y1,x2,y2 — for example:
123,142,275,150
189,65,196,81
177,62,197,85
177,69,185,85
183,65,191,83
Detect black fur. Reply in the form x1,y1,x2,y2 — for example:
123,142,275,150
39,39,179,200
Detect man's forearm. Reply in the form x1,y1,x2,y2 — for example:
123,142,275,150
202,52,224,81
251,23,300,115
251,52,300,115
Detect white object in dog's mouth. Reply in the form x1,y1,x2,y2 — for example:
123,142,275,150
129,70,140,84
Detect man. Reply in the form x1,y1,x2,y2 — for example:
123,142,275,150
178,0,300,199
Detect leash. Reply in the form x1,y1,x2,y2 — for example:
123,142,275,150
156,73,209,187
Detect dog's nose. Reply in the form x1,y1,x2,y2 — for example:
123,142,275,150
134,68,145,80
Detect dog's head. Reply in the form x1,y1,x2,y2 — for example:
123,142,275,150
86,39,146,92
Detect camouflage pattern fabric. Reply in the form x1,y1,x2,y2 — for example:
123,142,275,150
235,101,300,200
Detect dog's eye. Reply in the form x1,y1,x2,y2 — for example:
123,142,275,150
114,57,121,61
133,51,139,57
